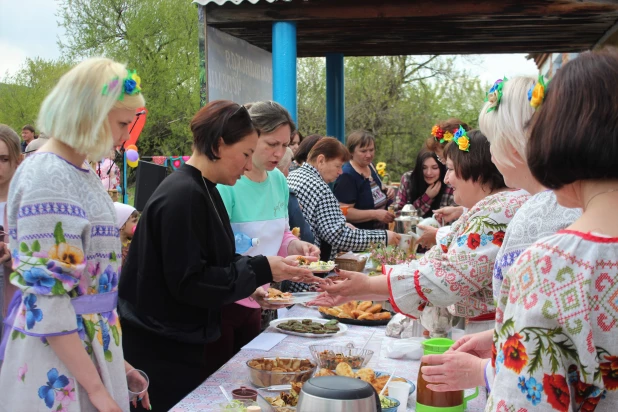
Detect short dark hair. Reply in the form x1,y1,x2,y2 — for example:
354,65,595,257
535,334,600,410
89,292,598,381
426,118,470,152
308,137,351,163
444,129,505,192
527,48,618,189
346,130,375,154
190,100,257,161
22,124,35,133
294,134,322,164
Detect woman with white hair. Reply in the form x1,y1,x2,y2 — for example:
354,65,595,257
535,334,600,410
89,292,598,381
0,58,149,411
418,76,580,395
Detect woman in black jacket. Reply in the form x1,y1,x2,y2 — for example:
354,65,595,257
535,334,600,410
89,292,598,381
118,100,319,411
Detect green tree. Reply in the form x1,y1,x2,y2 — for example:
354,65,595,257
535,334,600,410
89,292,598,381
0,58,73,133
58,0,201,156
297,56,487,181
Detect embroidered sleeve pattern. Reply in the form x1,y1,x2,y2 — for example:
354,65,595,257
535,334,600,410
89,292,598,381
9,204,89,337
488,235,618,411
388,191,528,319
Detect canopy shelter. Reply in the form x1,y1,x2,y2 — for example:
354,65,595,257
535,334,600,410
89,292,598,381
196,0,618,140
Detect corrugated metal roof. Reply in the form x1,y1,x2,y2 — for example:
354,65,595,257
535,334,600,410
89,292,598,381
194,0,277,6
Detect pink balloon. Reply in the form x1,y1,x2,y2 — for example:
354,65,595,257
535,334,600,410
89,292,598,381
126,149,139,162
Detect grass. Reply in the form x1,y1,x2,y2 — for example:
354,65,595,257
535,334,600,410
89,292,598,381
126,185,136,207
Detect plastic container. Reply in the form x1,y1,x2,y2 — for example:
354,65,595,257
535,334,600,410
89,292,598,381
308,344,374,370
416,338,479,412
234,232,259,253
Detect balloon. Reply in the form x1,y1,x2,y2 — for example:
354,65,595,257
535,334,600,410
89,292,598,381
127,159,139,168
126,149,139,162
124,107,147,149
126,144,138,152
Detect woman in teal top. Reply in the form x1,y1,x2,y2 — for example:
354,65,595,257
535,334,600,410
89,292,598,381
205,101,319,377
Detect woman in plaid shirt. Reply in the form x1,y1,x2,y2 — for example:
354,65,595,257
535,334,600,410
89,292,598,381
288,138,400,261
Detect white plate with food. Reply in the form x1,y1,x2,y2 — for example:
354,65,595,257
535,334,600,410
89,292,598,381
270,317,348,338
264,290,320,305
296,257,336,273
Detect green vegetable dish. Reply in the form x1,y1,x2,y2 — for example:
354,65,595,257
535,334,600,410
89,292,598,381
219,399,252,411
276,319,340,334
379,395,398,408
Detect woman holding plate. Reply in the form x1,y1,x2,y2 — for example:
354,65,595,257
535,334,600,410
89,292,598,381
206,100,320,377
118,100,321,411
313,130,529,334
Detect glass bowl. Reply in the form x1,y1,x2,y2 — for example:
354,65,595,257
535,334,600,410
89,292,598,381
309,344,374,370
219,399,258,411
380,396,401,412
246,357,316,388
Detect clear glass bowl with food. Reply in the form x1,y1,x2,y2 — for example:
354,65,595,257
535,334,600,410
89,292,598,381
308,344,374,370
218,399,258,411
246,357,316,388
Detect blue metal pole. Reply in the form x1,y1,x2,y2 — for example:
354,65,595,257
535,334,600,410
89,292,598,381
123,152,128,204
326,53,345,143
272,21,297,125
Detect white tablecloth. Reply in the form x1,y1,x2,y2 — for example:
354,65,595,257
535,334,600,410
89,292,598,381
171,305,486,411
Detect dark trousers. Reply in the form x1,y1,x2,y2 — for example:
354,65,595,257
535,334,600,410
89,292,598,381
203,303,261,378
122,322,208,412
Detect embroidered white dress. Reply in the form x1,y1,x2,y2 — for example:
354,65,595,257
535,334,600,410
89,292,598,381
492,190,581,299
488,231,618,412
387,190,529,319
0,153,128,412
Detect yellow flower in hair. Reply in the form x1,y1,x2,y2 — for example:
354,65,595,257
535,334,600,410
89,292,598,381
130,72,142,91
457,136,470,151
442,131,454,142
530,82,544,109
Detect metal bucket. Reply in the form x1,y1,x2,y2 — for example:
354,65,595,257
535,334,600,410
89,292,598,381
394,217,416,234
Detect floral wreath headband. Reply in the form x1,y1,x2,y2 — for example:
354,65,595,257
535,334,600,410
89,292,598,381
528,75,548,109
452,126,470,152
484,77,508,113
431,125,458,144
101,69,142,101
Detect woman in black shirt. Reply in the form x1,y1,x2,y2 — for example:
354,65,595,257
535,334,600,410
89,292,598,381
118,100,320,411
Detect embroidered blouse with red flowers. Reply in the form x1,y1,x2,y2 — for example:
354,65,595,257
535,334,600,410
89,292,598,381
386,189,529,320
488,230,618,412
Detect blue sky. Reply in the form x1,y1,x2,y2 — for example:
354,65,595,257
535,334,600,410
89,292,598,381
0,0,539,83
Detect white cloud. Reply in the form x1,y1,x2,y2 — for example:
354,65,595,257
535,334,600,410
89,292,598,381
459,54,539,85
0,0,64,76
0,40,28,77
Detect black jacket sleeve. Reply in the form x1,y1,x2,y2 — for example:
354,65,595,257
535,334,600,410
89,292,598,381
156,185,273,309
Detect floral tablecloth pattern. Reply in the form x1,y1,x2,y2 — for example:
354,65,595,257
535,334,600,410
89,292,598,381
171,305,486,411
